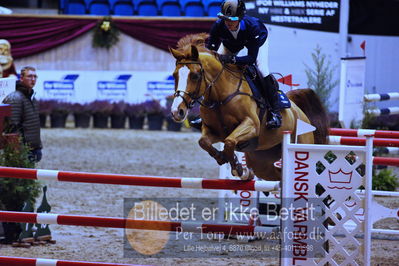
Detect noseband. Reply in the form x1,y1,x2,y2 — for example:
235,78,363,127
174,61,205,109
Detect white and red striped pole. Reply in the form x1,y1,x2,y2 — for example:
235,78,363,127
0,256,141,266
373,157,399,167
328,136,399,147
0,167,279,192
329,128,399,139
0,211,273,236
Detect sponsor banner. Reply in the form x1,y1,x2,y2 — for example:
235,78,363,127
35,70,175,104
0,77,16,103
338,57,366,128
246,0,340,32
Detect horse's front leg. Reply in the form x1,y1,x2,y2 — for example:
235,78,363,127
198,125,226,165
223,117,259,177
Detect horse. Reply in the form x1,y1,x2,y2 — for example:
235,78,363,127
169,33,329,181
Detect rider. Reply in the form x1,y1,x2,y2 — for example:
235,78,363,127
190,0,282,129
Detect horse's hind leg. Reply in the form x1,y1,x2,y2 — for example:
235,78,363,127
245,146,282,181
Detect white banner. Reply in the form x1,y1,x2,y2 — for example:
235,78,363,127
0,77,16,103
338,57,366,128
34,70,175,104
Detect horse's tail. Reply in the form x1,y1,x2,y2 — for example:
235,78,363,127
287,89,330,144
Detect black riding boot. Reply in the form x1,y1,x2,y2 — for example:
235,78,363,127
262,75,282,129
189,117,202,130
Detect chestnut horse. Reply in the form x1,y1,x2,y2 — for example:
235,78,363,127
170,33,329,181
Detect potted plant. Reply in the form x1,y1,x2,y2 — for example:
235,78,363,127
89,100,113,128
48,101,71,128
144,100,164,131
110,101,127,129
125,102,147,130
0,136,41,244
71,103,92,128
164,96,181,132
37,99,53,128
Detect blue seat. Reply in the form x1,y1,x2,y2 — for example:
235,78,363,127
160,1,181,16
180,0,200,8
65,0,87,14
206,1,221,16
156,0,177,9
111,0,135,15
137,1,158,16
87,0,111,15
184,2,205,17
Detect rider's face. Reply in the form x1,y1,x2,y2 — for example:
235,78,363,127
224,20,239,31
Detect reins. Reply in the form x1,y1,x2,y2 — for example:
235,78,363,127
174,59,255,110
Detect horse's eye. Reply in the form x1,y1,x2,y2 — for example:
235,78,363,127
190,72,201,81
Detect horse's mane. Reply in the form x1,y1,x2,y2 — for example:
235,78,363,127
176,33,211,55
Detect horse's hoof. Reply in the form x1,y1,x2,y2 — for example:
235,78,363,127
214,151,228,165
240,168,255,181
231,163,243,177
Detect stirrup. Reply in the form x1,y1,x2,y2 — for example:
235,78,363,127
266,112,282,129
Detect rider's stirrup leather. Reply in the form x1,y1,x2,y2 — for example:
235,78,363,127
189,118,202,130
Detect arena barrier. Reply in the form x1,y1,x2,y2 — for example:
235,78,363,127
0,211,275,236
0,256,140,266
0,167,279,192
364,92,399,116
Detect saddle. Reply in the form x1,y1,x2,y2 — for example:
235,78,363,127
243,65,291,110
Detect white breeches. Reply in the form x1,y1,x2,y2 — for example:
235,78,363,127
217,39,270,77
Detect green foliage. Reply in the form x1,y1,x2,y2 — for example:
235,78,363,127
0,137,41,211
92,17,120,50
304,46,339,111
372,168,398,191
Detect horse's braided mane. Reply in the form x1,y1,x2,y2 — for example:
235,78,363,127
176,33,211,55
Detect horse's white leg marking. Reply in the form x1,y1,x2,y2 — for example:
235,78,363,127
171,66,190,121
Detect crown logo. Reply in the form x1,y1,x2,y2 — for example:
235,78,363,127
327,169,353,190
328,169,352,183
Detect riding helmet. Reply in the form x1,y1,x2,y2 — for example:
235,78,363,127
217,0,246,21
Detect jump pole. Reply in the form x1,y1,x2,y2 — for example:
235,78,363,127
328,135,399,147
0,211,275,236
0,256,141,266
329,128,399,139
0,167,279,192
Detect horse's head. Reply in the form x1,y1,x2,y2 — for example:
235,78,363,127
169,45,204,122
169,33,221,122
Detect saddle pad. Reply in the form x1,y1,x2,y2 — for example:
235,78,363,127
278,90,291,109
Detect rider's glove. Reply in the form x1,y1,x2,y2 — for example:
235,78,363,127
218,54,236,64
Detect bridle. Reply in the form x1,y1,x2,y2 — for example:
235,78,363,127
174,60,225,109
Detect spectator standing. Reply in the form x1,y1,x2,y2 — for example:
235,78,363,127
2,66,42,163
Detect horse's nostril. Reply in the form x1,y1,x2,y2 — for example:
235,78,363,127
179,109,185,118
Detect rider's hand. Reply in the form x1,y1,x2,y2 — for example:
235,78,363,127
218,54,236,64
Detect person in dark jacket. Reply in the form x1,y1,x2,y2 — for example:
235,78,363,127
2,66,42,163
191,0,282,129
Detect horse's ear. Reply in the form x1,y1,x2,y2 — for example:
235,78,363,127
169,47,184,60
191,45,199,60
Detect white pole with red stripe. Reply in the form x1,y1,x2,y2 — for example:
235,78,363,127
329,128,399,139
0,256,141,266
328,135,399,147
0,166,280,192
0,211,274,236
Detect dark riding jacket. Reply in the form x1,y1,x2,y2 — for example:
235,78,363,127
207,15,268,65
2,81,42,150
